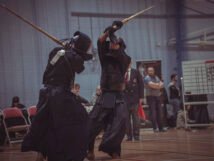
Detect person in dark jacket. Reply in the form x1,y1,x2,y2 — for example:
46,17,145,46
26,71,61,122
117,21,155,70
168,74,181,127
71,83,90,106
11,96,29,124
159,78,170,127
21,31,93,161
87,21,131,160
11,96,25,109
186,94,210,124
124,62,144,141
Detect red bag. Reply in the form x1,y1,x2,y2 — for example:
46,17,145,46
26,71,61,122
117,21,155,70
138,104,146,120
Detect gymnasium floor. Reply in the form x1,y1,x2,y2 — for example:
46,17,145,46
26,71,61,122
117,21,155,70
0,128,214,161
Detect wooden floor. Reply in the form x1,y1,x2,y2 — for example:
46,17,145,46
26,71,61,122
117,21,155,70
0,128,214,161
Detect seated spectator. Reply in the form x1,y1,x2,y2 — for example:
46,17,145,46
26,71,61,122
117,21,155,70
71,83,80,95
9,96,28,137
90,85,102,106
71,83,90,105
186,94,210,124
11,96,25,109
176,104,195,129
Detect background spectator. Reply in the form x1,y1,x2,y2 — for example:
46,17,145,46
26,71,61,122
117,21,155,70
186,94,210,124
11,96,25,109
124,61,144,141
11,96,28,123
144,67,165,132
176,103,195,130
71,83,90,105
160,81,169,127
168,74,181,127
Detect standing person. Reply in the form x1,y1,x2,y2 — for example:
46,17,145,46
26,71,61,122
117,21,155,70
22,31,93,161
144,67,165,132
87,21,131,160
124,62,144,141
168,74,180,126
159,78,169,127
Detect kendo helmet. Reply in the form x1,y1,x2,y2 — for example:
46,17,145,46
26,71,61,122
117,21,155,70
71,31,93,61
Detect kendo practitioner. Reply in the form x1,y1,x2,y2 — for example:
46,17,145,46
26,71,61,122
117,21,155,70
87,21,131,160
21,31,93,161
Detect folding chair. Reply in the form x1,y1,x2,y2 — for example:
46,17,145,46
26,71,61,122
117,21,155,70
27,106,37,124
2,107,29,144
